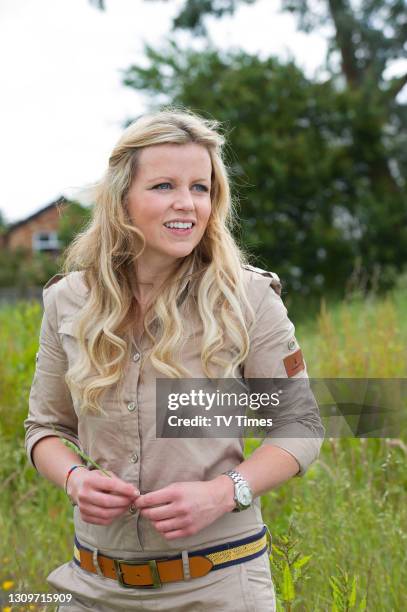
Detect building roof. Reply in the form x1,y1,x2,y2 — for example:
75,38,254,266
4,196,68,236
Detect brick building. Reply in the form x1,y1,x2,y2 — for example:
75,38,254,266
0,197,69,255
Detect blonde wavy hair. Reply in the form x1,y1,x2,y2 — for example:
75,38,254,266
63,106,255,414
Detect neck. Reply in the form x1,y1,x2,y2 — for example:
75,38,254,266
132,256,181,305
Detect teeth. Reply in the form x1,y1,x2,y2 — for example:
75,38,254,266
164,222,193,229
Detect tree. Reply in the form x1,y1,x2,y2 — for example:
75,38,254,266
0,210,7,235
58,201,93,248
139,0,407,191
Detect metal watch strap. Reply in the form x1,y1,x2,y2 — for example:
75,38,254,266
223,469,252,512
224,469,246,486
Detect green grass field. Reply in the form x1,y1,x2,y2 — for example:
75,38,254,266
1,288,406,611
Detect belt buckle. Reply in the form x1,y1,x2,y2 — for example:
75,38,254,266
114,558,162,589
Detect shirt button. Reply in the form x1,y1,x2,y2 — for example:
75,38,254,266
130,453,139,463
133,352,141,363
127,402,137,412
129,503,137,514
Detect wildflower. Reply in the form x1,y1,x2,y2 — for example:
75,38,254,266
2,606,12,612
1,580,14,590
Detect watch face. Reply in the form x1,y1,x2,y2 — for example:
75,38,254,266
237,484,252,506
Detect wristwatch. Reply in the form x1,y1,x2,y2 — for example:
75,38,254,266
223,469,253,512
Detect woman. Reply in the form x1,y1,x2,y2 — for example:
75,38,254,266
25,107,324,611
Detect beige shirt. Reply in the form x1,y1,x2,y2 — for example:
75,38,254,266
24,265,324,559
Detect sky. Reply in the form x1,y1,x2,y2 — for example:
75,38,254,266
0,0,405,224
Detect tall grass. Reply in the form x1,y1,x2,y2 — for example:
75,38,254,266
1,289,406,611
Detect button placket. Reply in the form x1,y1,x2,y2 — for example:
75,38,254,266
127,340,143,510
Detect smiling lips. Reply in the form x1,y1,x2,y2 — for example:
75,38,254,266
164,226,194,235
163,220,195,235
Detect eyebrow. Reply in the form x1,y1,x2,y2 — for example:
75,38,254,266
146,176,211,184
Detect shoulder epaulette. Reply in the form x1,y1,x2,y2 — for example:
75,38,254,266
43,273,66,291
242,264,282,296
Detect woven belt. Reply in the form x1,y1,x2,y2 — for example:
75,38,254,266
73,525,270,588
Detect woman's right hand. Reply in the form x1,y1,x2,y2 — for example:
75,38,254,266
67,468,139,525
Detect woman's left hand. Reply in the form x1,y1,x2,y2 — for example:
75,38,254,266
134,476,235,540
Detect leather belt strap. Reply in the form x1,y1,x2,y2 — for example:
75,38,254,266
74,525,269,588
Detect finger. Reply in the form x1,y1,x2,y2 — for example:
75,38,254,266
79,504,124,522
135,487,175,509
90,471,139,498
81,487,137,508
140,503,176,521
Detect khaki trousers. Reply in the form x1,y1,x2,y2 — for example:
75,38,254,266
51,551,276,611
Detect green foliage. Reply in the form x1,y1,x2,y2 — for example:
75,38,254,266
57,434,111,476
0,431,72,612
0,209,7,232
171,0,257,36
281,0,407,79
154,0,407,90
295,282,407,378
329,566,367,612
0,247,25,286
0,247,60,288
0,301,42,436
58,201,92,248
270,525,313,609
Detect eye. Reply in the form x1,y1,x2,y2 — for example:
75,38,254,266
152,182,209,192
153,183,172,190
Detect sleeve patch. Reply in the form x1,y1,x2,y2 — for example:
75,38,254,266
283,349,305,377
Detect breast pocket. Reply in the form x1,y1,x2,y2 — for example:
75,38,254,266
57,319,83,370
57,319,126,413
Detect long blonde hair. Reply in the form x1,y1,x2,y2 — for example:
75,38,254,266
63,106,254,413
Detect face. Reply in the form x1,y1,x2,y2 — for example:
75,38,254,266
126,142,212,270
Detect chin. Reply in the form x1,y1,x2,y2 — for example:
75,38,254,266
165,246,196,258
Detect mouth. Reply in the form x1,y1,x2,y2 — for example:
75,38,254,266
163,221,195,235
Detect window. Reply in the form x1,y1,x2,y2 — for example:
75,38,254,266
32,231,60,252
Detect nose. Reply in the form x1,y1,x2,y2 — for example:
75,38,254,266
172,186,195,211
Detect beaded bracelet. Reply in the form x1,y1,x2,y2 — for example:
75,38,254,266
64,464,87,505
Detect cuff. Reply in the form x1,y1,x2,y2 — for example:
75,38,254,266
260,422,324,476
25,428,80,470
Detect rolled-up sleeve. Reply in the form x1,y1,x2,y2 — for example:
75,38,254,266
243,279,325,476
24,283,79,469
